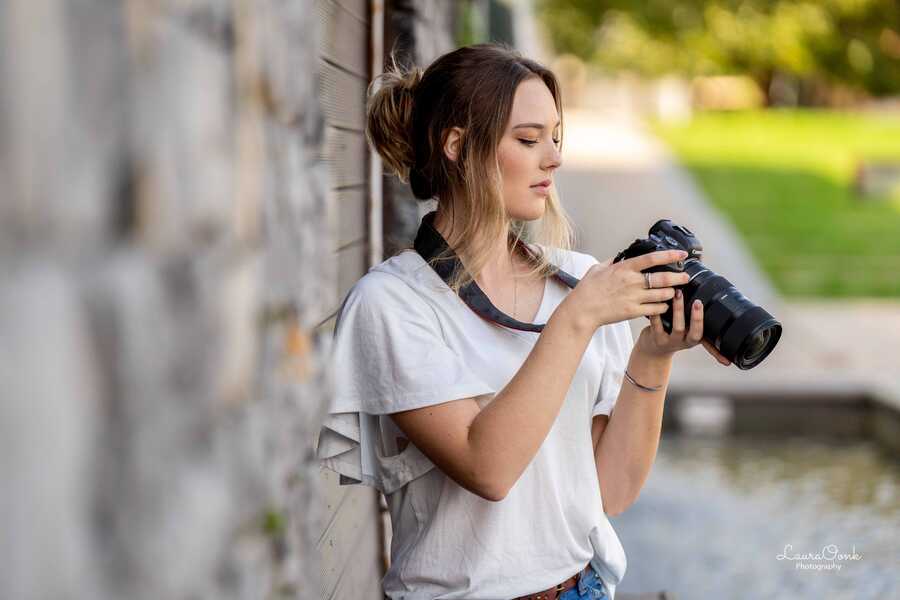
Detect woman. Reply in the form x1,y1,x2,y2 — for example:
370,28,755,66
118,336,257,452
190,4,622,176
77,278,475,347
316,43,729,600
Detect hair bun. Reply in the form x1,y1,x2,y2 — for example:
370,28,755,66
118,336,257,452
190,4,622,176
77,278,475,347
365,59,424,188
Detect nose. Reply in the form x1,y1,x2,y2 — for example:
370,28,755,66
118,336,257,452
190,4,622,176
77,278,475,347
542,142,562,172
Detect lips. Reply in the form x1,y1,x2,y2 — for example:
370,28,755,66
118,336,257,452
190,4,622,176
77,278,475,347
531,180,552,188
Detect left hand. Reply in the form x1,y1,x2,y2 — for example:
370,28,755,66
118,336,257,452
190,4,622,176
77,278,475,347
637,289,731,366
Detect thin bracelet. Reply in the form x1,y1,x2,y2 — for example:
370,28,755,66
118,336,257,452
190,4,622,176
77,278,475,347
623,369,663,392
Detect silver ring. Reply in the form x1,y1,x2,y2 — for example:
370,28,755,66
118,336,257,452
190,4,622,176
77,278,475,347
644,272,653,289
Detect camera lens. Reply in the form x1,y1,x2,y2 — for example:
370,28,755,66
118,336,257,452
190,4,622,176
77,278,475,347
744,329,770,362
658,259,782,369
733,320,781,369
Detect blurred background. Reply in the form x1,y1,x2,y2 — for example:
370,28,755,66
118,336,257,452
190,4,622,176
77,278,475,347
531,1,900,599
1,1,896,599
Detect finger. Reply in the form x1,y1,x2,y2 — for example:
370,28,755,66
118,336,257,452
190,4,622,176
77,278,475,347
641,302,670,316
641,287,676,303
702,339,732,366
649,314,665,337
671,289,686,338
647,271,691,288
628,249,688,272
687,299,704,344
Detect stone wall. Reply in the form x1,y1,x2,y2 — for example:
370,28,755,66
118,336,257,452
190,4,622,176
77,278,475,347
1,0,338,598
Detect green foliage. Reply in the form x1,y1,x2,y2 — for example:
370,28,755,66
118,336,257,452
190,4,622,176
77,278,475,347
456,0,489,47
649,109,900,297
536,0,900,100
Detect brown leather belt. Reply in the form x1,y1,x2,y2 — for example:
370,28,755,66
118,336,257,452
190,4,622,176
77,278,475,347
510,563,591,600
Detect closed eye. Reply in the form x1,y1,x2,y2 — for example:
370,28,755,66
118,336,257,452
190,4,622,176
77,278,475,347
520,139,561,146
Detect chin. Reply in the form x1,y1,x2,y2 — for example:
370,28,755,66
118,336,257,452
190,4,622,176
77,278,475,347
522,205,547,222
508,200,547,222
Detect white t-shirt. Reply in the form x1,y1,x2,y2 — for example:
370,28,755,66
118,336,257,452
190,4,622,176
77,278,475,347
316,245,634,600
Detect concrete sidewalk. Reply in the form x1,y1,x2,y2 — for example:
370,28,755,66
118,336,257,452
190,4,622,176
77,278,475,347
556,109,900,428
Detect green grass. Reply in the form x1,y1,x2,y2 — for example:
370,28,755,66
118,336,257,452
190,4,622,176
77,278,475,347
647,109,900,298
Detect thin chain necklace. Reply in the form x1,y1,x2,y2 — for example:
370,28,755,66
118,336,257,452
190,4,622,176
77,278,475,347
512,252,518,320
513,276,518,320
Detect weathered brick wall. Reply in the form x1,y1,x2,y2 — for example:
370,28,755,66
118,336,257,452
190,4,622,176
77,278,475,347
0,0,335,598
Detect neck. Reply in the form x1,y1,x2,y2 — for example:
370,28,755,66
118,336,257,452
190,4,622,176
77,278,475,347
432,207,520,288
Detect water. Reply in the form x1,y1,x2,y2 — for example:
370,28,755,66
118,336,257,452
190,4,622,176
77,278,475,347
610,435,900,600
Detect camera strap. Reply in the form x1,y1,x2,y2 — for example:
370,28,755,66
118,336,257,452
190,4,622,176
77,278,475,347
412,210,580,333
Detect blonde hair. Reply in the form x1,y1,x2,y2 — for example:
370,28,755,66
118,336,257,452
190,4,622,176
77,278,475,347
365,43,574,293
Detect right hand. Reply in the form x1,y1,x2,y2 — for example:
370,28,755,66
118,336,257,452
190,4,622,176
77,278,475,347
565,249,691,330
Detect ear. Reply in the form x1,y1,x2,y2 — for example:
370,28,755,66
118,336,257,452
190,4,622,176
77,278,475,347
443,127,464,162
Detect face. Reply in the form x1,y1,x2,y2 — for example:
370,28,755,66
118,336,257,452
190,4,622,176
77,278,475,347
497,77,562,221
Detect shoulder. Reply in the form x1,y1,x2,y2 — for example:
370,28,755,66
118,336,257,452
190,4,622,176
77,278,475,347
371,248,433,282
340,250,440,317
529,243,602,279
334,253,450,346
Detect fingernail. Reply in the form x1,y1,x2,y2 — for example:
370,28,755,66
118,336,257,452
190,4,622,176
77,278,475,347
675,289,682,298
694,300,702,308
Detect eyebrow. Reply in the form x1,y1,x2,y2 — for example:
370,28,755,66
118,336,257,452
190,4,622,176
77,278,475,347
512,121,561,130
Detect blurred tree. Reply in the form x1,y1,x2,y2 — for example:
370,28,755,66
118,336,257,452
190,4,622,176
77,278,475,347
456,0,515,47
536,0,900,105
456,0,489,47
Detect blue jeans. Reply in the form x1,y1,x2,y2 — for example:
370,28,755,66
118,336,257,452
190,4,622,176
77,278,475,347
558,563,608,600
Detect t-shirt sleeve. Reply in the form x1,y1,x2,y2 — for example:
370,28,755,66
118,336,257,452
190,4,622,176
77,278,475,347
315,270,494,494
592,320,634,418
329,271,494,415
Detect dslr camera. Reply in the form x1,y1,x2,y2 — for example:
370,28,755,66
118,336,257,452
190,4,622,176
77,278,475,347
613,220,782,370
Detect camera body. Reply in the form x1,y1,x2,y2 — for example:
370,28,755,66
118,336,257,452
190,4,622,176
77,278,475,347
614,220,703,275
613,219,782,370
